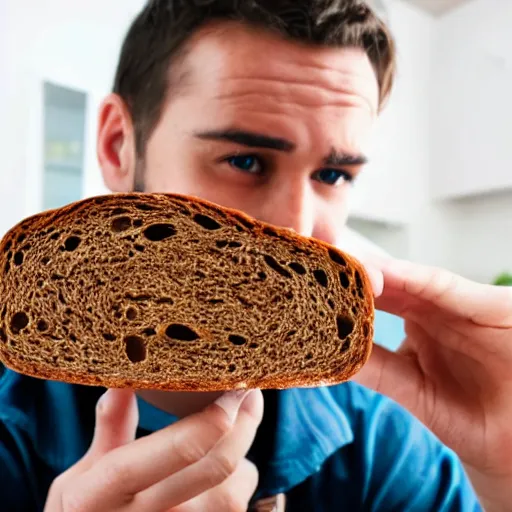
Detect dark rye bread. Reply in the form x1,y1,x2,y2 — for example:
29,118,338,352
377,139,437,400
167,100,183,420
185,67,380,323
0,193,374,391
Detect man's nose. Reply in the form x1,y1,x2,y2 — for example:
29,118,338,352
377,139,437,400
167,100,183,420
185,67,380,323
258,180,315,238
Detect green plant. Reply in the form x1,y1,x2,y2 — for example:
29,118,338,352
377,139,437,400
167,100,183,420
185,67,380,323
494,272,512,286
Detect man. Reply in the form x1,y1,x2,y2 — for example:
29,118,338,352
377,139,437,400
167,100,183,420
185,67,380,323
1,0,511,510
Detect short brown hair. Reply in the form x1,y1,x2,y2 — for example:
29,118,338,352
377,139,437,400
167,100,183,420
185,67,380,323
114,0,395,161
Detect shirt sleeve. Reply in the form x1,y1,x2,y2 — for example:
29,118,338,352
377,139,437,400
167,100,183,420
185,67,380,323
359,394,484,512
0,419,54,511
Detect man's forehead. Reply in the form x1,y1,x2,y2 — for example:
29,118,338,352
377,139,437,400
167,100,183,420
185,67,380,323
180,20,380,114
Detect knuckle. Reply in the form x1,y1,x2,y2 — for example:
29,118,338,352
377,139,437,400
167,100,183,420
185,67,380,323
44,482,62,509
47,474,75,506
48,473,66,494
168,408,236,471
202,407,233,438
171,437,209,467
428,268,454,298
208,452,238,485
100,456,135,491
218,492,247,512
95,397,116,423
243,460,259,490
60,488,89,512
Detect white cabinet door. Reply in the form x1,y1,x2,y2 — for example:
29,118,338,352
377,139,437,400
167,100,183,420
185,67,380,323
349,108,408,226
431,0,512,200
432,53,512,199
348,0,433,226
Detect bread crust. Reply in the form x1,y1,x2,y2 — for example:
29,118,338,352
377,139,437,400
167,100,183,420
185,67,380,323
0,193,374,391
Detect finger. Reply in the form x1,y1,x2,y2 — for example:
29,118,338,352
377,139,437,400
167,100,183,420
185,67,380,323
133,389,264,511
178,458,259,512
89,389,139,458
353,343,425,416
334,235,386,298
406,310,512,379
381,259,512,327
357,256,385,298
53,389,139,501
203,459,259,512
374,286,429,319
67,388,139,477
78,389,253,509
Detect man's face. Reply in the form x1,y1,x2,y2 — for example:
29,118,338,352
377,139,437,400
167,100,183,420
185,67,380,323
101,22,379,246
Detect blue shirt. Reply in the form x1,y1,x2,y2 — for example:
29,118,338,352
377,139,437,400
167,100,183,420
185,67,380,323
0,365,481,511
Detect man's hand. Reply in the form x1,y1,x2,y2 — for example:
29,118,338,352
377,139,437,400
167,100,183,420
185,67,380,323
45,387,263,512
355,259,512,510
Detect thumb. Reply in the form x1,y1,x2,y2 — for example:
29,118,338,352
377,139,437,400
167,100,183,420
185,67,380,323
355,253,390,299
85,388,139,461
353,344,424,419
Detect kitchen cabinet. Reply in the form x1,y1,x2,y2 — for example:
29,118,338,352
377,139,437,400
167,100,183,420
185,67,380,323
431,53,512,199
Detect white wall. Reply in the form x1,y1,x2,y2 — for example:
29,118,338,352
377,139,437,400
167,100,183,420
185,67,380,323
428,0,512,284
349,0,434,227
431,0,512,199
384,1,444,268
346,218,410,260
0,1,29,239
0,0,146,237
445,191,512,284
351,1,456,270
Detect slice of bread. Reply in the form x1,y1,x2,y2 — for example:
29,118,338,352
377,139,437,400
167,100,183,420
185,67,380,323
0,193,374,391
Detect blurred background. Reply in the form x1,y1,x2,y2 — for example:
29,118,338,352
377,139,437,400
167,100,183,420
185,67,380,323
1,0,511,351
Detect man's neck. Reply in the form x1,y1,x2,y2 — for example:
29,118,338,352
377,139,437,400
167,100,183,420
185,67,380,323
136,389,224,418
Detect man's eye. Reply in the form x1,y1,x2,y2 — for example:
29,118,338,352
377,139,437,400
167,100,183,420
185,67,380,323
226,155,263,174
313,169,353,186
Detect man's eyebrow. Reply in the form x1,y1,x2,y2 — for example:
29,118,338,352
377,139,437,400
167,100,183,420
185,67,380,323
195,130,367,166
195,129,295,152
324,148,368,167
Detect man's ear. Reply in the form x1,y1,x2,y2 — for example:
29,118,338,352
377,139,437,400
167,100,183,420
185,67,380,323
97,94,138,192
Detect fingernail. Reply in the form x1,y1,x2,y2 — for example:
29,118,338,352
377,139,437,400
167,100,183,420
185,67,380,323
214,389,250,424
97,389,114,414
239,389,262,415
356,260,384,298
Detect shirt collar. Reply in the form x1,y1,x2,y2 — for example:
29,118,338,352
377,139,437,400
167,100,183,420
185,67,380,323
261,386,354,495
